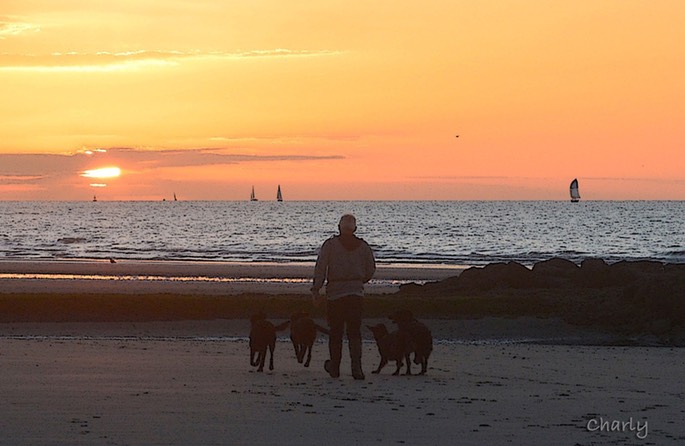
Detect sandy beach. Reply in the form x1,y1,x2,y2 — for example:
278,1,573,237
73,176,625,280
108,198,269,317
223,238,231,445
1,330,683,445
1,260,684,445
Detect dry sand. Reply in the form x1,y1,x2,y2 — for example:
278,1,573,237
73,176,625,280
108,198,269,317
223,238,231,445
1,260,684,445
1,329,683,445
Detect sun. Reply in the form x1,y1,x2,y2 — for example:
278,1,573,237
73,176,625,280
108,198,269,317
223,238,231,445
81,167,122,179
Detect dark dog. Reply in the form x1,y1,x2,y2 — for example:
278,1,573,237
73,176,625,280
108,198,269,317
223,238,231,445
249,313,290,372
389,310,433,375
289,311,329,367
367,323,409,375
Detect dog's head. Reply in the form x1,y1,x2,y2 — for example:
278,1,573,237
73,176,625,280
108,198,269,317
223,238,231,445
366,323,389,340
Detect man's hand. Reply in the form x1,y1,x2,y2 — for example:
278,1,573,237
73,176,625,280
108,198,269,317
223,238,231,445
311,288,324,307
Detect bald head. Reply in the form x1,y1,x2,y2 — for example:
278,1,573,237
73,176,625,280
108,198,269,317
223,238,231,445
338,214,357,235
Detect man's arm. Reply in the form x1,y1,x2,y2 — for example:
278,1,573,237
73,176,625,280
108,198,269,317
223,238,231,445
362,243,376,283
311,240,330,302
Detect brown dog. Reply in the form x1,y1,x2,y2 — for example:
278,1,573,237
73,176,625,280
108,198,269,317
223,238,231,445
249,313,290,372
289,311,329,367
366,323,408,375
389,310,433,375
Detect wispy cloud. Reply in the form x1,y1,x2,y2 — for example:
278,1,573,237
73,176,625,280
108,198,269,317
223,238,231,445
0,174,45,184
0,48,343,72
0,17,40,39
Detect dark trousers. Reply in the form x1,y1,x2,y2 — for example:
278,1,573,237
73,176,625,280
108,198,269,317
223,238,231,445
327,295,363,367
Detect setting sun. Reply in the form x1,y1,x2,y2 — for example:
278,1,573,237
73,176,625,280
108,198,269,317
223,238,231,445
81,167,122,179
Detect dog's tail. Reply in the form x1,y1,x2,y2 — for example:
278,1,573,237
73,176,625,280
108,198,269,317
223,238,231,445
315,323,330,335
274,321,290,331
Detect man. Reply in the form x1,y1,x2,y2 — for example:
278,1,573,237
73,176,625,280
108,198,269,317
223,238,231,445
312,214,376,380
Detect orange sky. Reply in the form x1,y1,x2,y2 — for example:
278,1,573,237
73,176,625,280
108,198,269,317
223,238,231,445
1,1,684,200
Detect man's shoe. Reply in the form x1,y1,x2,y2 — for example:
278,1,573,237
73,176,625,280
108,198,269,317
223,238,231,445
324,360,340,378
351,364,365,380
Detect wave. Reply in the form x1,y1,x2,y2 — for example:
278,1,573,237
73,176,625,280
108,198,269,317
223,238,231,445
0,201,682,266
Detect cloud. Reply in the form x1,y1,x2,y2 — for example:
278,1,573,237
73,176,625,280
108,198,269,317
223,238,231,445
0,174,45,184
0,147,343,180
0,49,343,72
99,147,343,170
0,17,40,39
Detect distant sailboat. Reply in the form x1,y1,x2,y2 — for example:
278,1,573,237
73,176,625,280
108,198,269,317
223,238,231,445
173,192,178,202
570,178,580,203
276,184,283,202
92,195,97,202
250,186,258,201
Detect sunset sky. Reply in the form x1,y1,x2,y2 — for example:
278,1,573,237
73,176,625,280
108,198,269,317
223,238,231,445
1,1,683,200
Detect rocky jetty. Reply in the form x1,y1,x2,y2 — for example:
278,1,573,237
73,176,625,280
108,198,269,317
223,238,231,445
397,258,685,345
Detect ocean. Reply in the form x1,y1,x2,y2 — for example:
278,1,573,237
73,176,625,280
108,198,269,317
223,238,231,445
0,201,683,266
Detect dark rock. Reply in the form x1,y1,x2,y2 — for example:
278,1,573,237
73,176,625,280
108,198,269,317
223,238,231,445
398,282,424,295
533,257,580,274
608,260,665,285
409,275,461,296
455,262,533,291
391,257,685,345
531,258,580,288
579,258,612,288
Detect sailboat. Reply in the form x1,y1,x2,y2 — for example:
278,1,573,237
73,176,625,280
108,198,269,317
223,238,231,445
276,184,283,202
570,178,580,203
173,192,178,202
250,186,258,201
92,195,97,202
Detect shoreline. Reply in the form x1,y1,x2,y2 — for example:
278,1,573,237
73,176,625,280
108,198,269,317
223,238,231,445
0,259,466,295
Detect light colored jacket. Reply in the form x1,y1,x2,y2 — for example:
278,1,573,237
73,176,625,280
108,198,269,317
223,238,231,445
312,235,376,300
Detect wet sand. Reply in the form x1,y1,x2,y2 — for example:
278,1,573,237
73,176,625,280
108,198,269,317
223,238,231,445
0,259,465,295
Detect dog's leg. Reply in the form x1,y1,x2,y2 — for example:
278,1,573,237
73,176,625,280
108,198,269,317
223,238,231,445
392,358,402,376
299,344,307,363
292,339,300,362
304,343,312,367
373,358,387,374
257,350,265,372
268,342,275,371
294,342,303,363
403,353,412,375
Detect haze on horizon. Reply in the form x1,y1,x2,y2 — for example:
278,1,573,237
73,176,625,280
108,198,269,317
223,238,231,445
1,1,684,201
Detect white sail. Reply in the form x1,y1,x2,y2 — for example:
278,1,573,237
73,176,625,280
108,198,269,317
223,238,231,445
276,185,283,202
570,178,580,202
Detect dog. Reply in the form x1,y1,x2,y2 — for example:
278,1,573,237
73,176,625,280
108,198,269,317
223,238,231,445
249,313,290,372
289,311,329,367
389,309,433,375
366,323,409,375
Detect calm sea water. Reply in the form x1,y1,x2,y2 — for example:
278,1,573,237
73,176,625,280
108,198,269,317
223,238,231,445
0,201,683,266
